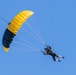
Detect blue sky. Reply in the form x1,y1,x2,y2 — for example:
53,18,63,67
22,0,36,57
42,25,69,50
0,0,76,75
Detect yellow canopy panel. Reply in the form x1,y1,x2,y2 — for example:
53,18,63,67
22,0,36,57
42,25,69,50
7,10,34,35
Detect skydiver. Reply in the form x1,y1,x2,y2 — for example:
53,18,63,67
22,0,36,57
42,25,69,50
41,45,65,62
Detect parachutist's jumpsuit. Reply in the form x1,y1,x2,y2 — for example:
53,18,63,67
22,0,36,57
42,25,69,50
42,46,64,62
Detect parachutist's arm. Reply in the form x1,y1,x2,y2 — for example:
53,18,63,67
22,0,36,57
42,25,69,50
41,51,47,55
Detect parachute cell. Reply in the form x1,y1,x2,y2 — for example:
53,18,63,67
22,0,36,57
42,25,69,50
2,10,34,52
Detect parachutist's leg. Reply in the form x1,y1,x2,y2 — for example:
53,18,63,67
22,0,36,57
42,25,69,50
52,55,56,61
54,53,65,59
52,55,61,62
54,53,59,57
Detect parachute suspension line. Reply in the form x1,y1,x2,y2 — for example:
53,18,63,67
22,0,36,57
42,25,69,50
0,16,8,24
29,17,47,47
27,17,40,32
29,17,46,44
11,46,39,52
16,35,40,50
17,35,34,47
29,17,42,39
22,28,42,43
29,16,42,34
13,40,41,52
26,22,46,45
10,48,40,52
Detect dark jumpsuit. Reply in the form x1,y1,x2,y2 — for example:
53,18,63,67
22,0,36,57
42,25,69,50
46,49,59,61
43,46,64,62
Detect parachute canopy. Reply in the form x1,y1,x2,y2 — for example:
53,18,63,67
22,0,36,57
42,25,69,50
2,10,34,52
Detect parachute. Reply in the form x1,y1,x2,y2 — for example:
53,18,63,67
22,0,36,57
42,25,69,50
2,10,34,52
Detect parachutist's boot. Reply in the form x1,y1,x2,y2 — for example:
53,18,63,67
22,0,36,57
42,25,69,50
62,56,65,59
